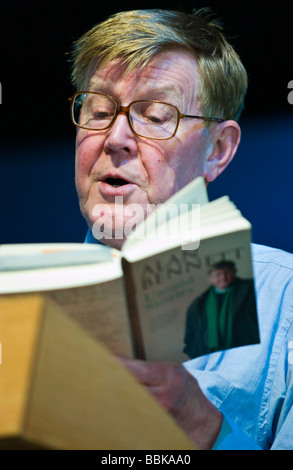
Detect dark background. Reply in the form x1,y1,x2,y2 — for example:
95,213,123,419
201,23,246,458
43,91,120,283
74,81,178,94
1,0,292,251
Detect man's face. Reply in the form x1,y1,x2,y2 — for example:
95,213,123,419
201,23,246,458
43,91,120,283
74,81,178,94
75,50,214,248
208,268,236,290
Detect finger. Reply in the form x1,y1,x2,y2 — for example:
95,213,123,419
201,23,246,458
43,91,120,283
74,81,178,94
115,355,179,386
115,355,159,384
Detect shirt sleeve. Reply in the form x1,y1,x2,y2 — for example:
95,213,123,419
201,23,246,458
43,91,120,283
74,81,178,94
212,414,262,450
267,321,293,449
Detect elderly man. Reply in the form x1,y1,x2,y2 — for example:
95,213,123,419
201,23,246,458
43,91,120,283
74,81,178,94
69,9,293,449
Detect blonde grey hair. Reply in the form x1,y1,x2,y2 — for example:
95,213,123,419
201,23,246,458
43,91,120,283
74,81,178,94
70,9,248,121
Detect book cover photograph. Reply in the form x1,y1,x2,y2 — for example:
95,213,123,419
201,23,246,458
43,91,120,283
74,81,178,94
123,229,259,362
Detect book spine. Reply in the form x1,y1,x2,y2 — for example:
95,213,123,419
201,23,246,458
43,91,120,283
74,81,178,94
121,258,146,360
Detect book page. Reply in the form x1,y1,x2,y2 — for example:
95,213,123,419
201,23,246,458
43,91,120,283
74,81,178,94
0,243,112,271
0,243,134,358
124,177,208,245
0,244,121,293
122,197,251,262
43,277,134,357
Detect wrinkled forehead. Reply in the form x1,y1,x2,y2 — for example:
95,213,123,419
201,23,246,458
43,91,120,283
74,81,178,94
85,50,201,109
84,47,199,83
85,58,129,89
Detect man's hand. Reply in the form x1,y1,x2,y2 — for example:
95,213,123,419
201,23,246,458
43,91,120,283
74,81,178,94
117,357,223,450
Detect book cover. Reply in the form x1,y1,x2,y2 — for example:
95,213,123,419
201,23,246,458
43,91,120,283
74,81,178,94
0,177,260,362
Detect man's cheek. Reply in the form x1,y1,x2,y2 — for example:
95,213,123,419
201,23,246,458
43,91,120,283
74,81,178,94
148,170,177,204
75,143,99,192
76,130,104,166
75,161,88,198
76,146,96,174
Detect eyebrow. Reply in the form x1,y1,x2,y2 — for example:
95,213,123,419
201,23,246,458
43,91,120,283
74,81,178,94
88,81,182,106
144,85,181,103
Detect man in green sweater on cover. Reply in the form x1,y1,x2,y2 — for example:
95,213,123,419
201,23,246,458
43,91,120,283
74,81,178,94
184,261,259,358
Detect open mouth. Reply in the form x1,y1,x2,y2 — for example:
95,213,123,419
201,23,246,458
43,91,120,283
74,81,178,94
104,177,130,188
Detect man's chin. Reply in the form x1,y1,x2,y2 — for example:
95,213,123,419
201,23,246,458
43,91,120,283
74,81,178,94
90,220,130,249
89,198,149,247
99,235,125,250
90,214,141,250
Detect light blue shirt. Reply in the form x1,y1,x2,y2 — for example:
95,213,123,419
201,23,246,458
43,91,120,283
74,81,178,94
85,230,293,449
184,244,293,450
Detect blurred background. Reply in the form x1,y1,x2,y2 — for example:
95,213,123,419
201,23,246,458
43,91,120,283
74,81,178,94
1,0,292,252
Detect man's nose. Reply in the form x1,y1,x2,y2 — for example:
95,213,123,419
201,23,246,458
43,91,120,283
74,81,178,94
104,110,137,155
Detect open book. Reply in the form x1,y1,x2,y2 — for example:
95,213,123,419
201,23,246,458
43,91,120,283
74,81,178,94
0,177,259,362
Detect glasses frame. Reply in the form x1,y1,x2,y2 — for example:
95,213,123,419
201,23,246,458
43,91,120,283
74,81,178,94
69,91,225,140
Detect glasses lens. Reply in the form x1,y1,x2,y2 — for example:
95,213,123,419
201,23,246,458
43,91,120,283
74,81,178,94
73,93,117,130
130,101,178,139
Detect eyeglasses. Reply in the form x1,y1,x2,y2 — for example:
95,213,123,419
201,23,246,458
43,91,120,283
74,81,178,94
69,91,224,140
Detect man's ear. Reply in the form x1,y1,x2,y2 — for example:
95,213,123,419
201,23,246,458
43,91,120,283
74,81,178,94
204,120,241,182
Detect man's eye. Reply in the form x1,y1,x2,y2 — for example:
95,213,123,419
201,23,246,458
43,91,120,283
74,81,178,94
93,111,113,119
146,115,163,124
